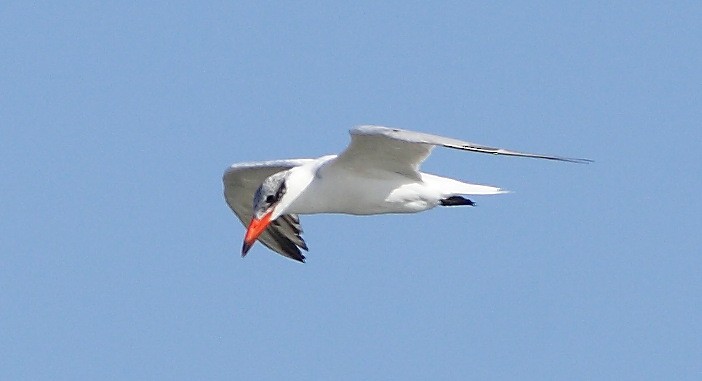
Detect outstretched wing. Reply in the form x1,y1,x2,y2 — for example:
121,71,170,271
223,159,315,262
329,125,591,179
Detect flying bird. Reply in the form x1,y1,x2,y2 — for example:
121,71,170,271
223,125,590,262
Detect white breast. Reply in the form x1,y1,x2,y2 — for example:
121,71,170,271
287,158,440,216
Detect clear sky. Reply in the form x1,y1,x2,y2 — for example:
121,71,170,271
2,2,701,380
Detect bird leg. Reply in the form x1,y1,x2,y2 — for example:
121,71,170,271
440,196,475,206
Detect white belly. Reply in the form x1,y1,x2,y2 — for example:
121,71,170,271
287,169,440,215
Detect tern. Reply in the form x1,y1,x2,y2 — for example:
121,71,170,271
223,125,590,262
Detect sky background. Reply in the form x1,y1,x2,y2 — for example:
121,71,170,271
2,2,701,380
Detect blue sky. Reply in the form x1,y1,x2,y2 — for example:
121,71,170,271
2,2,701,380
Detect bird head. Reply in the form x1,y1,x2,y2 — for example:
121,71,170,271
242,171,293,255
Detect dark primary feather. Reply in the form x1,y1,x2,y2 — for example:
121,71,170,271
269,214,308,262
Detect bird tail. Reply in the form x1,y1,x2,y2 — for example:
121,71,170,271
421,173,508,195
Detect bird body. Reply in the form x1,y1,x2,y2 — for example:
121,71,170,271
286,157,504,215
223,125,590,262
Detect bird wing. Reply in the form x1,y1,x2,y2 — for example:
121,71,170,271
329,125,591,179
223,159,315,262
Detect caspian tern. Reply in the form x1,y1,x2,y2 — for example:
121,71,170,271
223,125,590,262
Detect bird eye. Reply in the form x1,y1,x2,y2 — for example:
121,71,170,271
265,195,275,203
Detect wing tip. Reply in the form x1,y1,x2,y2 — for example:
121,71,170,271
549,156,594,164
286,250,306,263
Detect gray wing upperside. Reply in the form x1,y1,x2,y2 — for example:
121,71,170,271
326,125,590,180
350,125,592,164
223,159,315,262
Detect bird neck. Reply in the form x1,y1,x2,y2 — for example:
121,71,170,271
271,166,315,219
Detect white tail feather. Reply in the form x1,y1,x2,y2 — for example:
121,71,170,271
421,173,508,195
